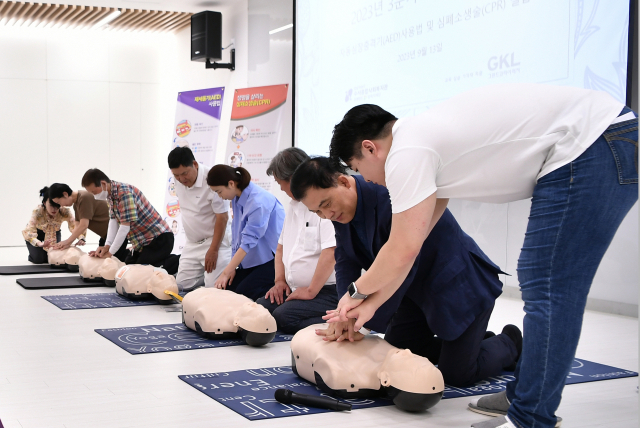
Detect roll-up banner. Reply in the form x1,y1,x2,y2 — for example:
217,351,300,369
164,87,226,254
225,84,289,192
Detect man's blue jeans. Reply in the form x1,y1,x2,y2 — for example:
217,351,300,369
506,110,638,428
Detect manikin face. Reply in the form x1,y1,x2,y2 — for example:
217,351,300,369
209,181,239,200
274,177,293,199
171,161,199,187
44,200,60,217
347,141,387,187
299,175,358,223
52,192,73,207
84,181,108,196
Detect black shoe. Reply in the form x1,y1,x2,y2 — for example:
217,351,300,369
501,324,522,371
484,331,496,340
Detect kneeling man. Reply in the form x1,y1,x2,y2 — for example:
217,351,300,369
256,148,338,334
168,147,232,291
82,168,175,270
291,157,521,387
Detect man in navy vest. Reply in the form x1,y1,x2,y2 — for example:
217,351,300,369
290,157,521,387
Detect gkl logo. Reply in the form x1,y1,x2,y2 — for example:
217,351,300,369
176,120,191,137
487,52,520,71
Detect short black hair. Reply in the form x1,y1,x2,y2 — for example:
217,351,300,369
168,146,196,169
48,183,73,200
329,104,397,167
81,169,111,187
266,147,310,181
39,186,60,208
290,157,345,201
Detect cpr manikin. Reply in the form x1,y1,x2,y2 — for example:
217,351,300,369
114,264,179,303
178,287,277,346
48,247,86,272
77,254,125,286
290,324,445,412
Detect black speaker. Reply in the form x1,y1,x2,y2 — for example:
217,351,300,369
191,11,222,62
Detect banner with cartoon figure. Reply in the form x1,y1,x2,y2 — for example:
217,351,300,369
225,84,289,192
164,87,226,254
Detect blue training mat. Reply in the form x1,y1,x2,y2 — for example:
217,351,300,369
179,359,637,421
41,293,168,309
95,323,293,354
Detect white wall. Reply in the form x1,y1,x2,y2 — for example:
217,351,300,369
0,26,178,246
2,0,267,247
245,0,294,207
172,1,249,169
448,199,639,316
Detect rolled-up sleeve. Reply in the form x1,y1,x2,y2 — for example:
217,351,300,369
239,201,273,254
319,218,336,250
117,192,138,223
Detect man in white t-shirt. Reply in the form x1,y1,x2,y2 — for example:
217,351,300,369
168,147,231,291
324,84,637,428
256,148,338,334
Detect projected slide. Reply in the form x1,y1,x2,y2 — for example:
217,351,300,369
296,0,631,156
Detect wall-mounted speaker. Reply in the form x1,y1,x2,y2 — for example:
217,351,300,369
191,11,222,62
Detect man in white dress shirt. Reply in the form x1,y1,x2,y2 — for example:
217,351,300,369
256,148,338,334
168,147,232,291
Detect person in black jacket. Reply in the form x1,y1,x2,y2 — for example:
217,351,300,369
290,157,521,387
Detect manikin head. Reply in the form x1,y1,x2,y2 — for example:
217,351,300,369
266,147,310,199
207,165,251,200
81,168,111,200
290,157,358,223
39,186,60,217
49,183,75,207
168,146,199,187
329,104,398,187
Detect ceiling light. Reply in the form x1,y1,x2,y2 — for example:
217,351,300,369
269,23,292,35
92,9,121,29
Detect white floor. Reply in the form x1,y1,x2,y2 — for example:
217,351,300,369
0,246,637,428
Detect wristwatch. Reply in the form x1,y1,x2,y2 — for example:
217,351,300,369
348,281,368,299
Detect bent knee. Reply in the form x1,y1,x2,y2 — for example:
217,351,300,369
440,367,477,388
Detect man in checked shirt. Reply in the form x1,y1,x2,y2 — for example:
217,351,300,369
81,168,175,268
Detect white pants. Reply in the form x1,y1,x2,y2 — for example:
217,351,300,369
176,236,232,290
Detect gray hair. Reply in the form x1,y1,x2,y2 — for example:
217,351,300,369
266,147,310,181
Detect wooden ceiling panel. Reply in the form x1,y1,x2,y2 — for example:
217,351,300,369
0,1,193,32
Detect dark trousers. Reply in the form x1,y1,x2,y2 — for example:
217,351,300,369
98,236,130,263
256,284,339,334
227,259,275,301
125,232,174,267
25,230,61,264
384,297,517,387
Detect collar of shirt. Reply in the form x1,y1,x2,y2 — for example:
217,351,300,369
235,181,255,209
37,205,68,223
187,162,205,190
351,177,366,226
349,177,369,251
109,181,121,203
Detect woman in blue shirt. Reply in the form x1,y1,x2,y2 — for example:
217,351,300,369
207,165,285,300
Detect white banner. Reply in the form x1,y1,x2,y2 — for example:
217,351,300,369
225,84,289,192
164,87,226,254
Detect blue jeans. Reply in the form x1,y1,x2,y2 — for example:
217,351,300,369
506,109,638,428
256,284,339,334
